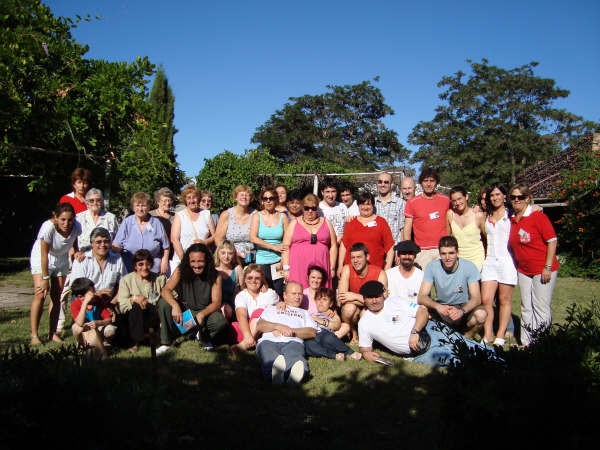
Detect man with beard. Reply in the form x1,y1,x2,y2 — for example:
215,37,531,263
385,240,423,302
335,242,387,342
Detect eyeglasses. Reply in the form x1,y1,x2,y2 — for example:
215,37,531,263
377,180,390,184
245,276,261,281
303,206,318,211
509,194,527,201
262,196,276,202
87,199,102,203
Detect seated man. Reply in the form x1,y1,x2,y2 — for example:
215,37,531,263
358,280,497,367
158,243,229,354
255,282,317,384
336,242,387,342
385,240,424,301
418,235,486,339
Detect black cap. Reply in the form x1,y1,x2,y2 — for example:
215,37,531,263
394,240,421,254
359,280,385,298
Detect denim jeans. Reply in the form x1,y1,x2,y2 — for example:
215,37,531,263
256,340,308,381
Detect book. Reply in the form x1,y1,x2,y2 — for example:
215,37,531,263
271,263,284,281
174,309,197,335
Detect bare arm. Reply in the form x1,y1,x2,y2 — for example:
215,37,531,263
337,265,363,306
326,219,338,281
446,210,453,235
214,210,230,247
161,268,183,322
402,217,413,241
337,241,346,279
170,214,185,261
541,239,558,284
196,276,222,325
417,280,442,314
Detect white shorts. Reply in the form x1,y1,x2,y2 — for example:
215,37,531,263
30,254,70,277
481,256,517,285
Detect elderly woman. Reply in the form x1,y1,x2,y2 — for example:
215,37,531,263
118,249,167,352
508,183,559,347
281,193,338,289
59,167,92,214
338,191,394,277
113,192,170,275
199,190,220,228
76,188,118,253
170,185,216,271
215,185,255,264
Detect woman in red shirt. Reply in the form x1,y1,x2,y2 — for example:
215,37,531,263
508,183,559,347
338,191,394,277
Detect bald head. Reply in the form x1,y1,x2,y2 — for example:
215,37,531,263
283,282,303,307
401,177,416,200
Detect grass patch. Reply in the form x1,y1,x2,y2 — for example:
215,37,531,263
0,258,30,288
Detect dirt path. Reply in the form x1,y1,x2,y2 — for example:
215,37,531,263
0,285,32,309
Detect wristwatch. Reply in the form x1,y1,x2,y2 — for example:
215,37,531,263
410,328,420,335
282,264,290,271
42,275,50,280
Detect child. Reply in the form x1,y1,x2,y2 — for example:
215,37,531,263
214,240,243,322
304,288,362,361
70,277,116,360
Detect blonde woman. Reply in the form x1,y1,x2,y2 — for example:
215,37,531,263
214,185,255,264
214,240,243,321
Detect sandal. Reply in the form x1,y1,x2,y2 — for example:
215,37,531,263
30,335,42,345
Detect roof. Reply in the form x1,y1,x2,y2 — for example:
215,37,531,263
515,134,596,200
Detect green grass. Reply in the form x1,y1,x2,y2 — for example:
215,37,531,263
0,257,30,287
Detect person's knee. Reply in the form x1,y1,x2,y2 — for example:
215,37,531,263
473,307,487,325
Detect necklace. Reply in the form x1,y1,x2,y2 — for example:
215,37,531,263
303,216,320,226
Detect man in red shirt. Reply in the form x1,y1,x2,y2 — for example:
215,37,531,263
336,242,387,343
403,168,450,271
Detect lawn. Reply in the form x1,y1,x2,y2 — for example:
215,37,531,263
1,266,598,449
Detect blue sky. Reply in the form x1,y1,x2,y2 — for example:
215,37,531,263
44,0,600,179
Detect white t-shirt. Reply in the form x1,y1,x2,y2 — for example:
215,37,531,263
234,288,279,317
358,296,420,355
318,200,347,239
257,305,318,345
30,219,82,271
385,267,424,302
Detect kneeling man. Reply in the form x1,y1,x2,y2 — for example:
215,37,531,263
418,236,486,339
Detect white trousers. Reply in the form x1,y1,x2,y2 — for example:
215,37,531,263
518,270,557,346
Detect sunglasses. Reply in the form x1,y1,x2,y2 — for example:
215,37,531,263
262,196,276,202
509,194,527,201
377,180,390,184
304,206,318,211
310,233,317,244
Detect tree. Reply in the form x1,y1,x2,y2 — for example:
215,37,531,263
408,59,598,191
147,66,186,192
252,79,409,170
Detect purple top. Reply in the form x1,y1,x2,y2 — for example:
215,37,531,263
113,214,170,273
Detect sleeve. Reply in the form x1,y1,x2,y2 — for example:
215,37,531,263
70,299,81,319
404,199,415,219
38,221,55,245
357,317,373,348
466,261,482,284
537,213,557,242
117,275,133,313
113,217,128,247
303,310,319,330
379,217,395,251
69,259,85,281
423,261,435,283
234,291,247,310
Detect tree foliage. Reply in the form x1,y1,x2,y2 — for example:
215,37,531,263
554,136,600,261
252,79,409,170
0,0,184,252
409,59,598,191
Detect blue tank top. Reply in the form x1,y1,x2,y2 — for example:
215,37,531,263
255,213,284,264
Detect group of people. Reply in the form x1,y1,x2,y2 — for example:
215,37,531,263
29,166,559,384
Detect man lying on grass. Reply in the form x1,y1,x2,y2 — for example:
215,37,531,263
358,280,500,367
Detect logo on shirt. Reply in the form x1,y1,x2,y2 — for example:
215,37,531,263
454,285,464,294
518,228,531,244
429,211,440,220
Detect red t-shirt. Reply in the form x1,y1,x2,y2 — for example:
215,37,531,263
70,297,112,322
349,265,382,294
59,192,88,214
509,210,559,276
341,216,394,268
404,193,449,249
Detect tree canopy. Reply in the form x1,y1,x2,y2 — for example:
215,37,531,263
408,59,598,191
251,79,409,170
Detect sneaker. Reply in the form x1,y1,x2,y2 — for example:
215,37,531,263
200,341,214,351
271,355,286,384
156,345,171,355
493,337,506,347
288,360,305,384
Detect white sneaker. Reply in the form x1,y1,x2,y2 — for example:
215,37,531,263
271,355,286,384
156,345,171,355
288,360,305,384
200,341,214,351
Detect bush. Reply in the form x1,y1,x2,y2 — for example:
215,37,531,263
557,253,600,279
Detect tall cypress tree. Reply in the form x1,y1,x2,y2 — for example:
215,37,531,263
148,66,185,190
